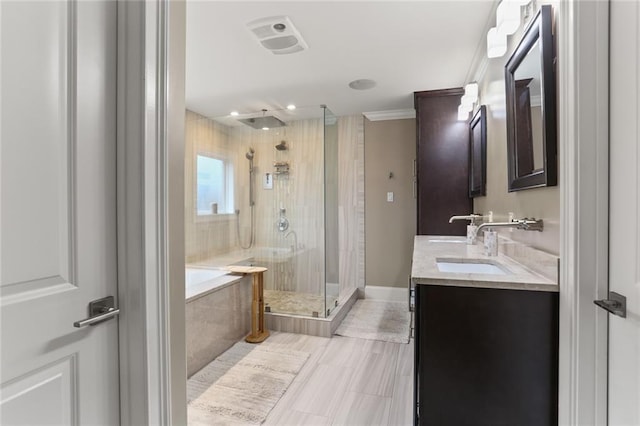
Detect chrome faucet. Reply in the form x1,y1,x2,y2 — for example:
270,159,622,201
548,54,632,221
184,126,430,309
449,212,493,244
285,230,298,252
476,218,544,232
449,211,493,224
449,214,483,224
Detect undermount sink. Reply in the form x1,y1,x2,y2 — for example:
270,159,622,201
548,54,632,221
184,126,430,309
428,239,466,244
436,258,510,275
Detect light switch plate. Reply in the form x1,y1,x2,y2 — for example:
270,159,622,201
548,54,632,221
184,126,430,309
387,192,394,202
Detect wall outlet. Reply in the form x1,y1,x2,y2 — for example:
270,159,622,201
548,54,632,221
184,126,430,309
387,192,394,202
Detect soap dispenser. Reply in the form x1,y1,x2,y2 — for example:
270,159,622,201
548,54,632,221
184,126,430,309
466,219,478,245
483,228,498,256
474,211,493,246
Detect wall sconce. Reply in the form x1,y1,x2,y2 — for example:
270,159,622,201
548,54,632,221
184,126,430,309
487,0,532,59
496,1,521,36
458,104,472,121
462,82,478,103
487,27,507,58
458,83,479,121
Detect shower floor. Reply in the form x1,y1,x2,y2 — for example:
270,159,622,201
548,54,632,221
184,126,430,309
264,289,339,318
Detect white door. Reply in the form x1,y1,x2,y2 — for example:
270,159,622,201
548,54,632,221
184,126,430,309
0,1,120,424
608,1,640,424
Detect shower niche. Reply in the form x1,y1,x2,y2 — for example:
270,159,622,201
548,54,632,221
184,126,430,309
185,105,342,320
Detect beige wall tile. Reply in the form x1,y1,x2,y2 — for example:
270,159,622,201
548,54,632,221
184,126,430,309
185,111,364,309
185,276,252,377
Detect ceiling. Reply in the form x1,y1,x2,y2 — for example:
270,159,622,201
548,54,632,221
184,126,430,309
185,1,497,120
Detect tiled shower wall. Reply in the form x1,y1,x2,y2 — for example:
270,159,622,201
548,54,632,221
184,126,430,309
185,111,236,259
338,115,365,296
185,110,363,302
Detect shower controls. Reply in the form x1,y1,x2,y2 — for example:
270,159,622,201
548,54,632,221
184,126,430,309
277,207,290,232
277,217,289,232
263,173,273,189
273,161,289,175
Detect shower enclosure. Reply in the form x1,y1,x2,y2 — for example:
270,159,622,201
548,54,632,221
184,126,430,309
185,105,341,318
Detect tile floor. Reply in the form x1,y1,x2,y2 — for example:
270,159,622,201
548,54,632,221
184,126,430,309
264,290,339,317
263,332,414,425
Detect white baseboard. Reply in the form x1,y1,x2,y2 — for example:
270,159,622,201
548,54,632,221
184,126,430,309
364,285,408,302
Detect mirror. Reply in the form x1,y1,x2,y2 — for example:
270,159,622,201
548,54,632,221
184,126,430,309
505,4,556,191
469,105,487,197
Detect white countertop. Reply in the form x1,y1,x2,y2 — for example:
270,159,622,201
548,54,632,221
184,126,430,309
411,235,558,292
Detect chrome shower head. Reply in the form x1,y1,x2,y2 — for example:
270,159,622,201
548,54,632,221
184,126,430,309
245,148,255,160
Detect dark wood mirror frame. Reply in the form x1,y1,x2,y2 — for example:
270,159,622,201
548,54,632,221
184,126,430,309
469,105,487,197
505,4,557,191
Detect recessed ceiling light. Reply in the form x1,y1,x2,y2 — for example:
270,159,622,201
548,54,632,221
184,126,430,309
286,104,296,110
230,111,239,116
348,79,377,90
262,127,269,131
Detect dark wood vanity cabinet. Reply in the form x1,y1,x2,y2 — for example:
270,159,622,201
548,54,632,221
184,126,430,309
414,284,559,426
414,89,472,236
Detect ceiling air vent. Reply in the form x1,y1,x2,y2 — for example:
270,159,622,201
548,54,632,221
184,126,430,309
247,16,308,55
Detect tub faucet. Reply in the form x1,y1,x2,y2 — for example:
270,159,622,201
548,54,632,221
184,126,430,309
285,230,298,252
476,218,544,232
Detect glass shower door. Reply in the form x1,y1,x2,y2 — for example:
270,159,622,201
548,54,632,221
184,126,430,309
323,106,339,316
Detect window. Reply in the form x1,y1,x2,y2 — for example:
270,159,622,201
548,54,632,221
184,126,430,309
196,154,234,215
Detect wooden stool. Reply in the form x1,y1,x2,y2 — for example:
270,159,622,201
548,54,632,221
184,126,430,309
226,266,270,343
